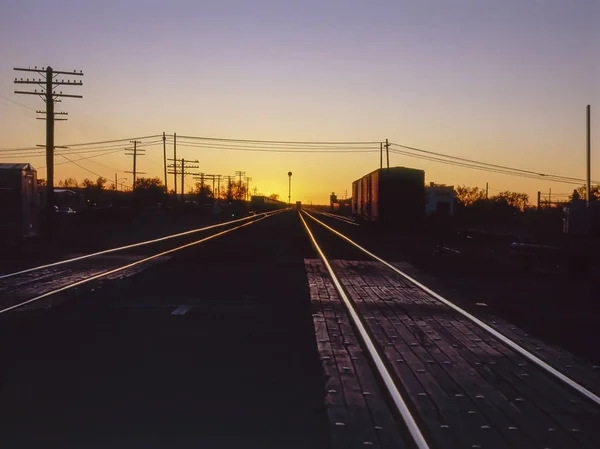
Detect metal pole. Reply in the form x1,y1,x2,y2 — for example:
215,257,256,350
163,132,168,194
587,105,591,207
45,66,54,234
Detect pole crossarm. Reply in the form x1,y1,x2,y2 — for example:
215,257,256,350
14,65,83,236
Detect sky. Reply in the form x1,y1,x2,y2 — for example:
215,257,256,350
1,0,599,204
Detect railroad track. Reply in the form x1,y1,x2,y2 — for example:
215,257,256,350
0,210,283,315
300,210,600,449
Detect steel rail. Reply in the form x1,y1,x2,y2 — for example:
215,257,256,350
303,210,600,407
0,212,280,315
0,210,281,280
317,211,359,226
299,212,431,449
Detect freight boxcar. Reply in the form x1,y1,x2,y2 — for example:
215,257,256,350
351,167,425,229
0,163,40,243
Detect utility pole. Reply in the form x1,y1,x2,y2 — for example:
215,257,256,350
385,138,390,168
181,158,185,198
486,182,489,199
216,174,222,201
163,132,168,194
549,188,552,204
235,170,246,198
168,157,199,201
173,133,177,197
193,173,219,197
537,191,541,210
125,140,145,190
586,105,591,207
114,173,117,190
223,175,235,200
14,65,83,236
380,142,383,169
244,176,252,201
288,171,293,206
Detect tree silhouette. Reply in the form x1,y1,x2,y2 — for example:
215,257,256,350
569,184,600,202
491,191,529,211
134,177,165,204
190,182,213,201
225,180,247,201
58,177,79,188
455,185,485,206
81,177,107,190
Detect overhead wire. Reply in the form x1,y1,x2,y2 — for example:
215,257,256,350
0,95,38,112
174,141,379,153
389,148,587,185
59,154,110,180
5,132,595,188
39,148,125,169
0,138,163,154
390,142,597,184
176,135,380,145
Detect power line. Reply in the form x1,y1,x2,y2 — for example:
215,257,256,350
60,154,109,180
176,135,380,145
390,142,596,184
388,148,586,185
56,134,162,147
173,141,379,153
0,138,163,154
0,95,38,111
41,148,125,169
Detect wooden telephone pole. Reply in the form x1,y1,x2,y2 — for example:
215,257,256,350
14,66,83,235
168,158,199,201
125,140,145,190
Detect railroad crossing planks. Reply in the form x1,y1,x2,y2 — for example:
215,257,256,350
305,258,600,449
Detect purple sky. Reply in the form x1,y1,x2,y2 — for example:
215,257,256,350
1,0,598,203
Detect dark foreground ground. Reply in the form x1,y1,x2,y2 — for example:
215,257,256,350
1,210,599,449
0,211,328,449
